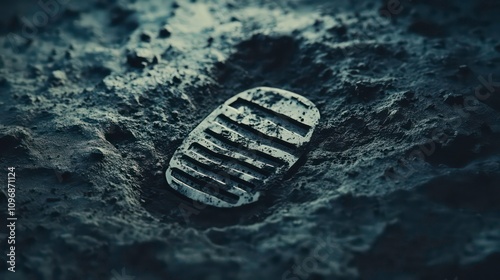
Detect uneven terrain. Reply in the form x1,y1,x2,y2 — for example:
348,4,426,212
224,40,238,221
1,0,500,279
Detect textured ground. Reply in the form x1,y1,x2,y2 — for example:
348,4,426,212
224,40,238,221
1,0,500,279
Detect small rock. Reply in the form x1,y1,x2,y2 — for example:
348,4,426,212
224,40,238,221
356,62,368,70
89,148,105,161
171,110,179,122
172,76,181,84
313,19,323,27
159,25,171,38
140,31,152,42
51,70,66,80
126,48,158,68
50,70,67,86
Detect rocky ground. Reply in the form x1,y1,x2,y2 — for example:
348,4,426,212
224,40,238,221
1,0,500,279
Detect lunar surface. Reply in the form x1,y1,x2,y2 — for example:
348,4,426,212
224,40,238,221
1,0,500,279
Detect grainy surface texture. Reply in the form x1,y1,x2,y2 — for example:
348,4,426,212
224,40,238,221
1,0,500,279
